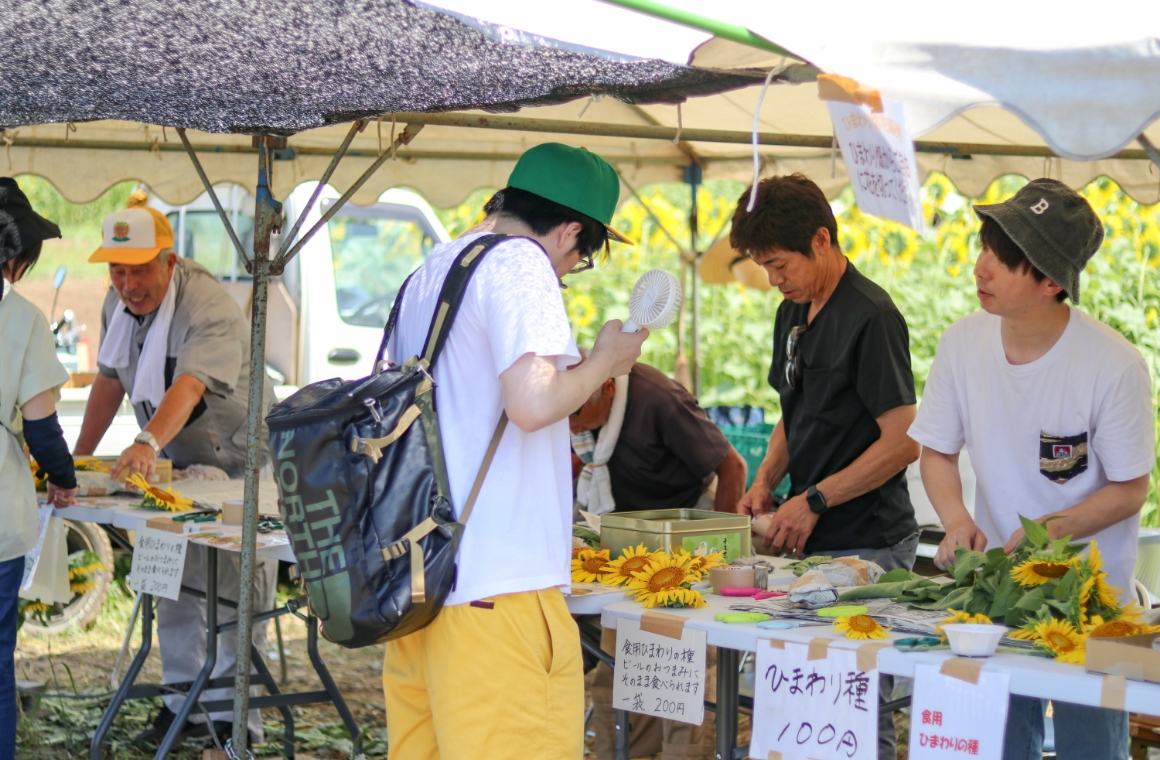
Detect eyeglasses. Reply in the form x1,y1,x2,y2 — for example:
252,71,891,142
569,250,595,274
784,324,807,390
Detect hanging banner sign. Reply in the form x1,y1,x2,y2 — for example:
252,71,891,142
612,616,707,726
826,96,924,232
750,639,878,760
908,662,1010,759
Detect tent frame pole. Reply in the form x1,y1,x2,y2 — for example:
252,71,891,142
684,163,702,397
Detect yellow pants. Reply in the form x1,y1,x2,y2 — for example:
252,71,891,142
382,588,584,760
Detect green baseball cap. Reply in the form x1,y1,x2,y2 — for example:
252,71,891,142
507,143,633,244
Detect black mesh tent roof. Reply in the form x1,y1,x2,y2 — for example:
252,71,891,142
0,0,759,134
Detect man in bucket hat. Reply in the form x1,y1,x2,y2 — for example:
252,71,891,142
73,190,277,748
909,179,1153,760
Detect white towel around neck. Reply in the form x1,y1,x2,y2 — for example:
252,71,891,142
572,373,629,516
97,272,177,410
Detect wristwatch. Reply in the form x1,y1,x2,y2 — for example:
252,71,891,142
134,431,160,455
805,485,828,515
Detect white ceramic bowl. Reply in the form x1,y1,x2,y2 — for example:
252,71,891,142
942,623,1009,657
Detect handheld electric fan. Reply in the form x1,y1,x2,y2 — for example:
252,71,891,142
622,269,683,332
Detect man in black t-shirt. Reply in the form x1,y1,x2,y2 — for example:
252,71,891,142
733,174,920,566
570,362,747,513
732,174,921,760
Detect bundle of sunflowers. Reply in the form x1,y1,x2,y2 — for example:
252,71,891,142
572,544,725,609
837,515,1158,664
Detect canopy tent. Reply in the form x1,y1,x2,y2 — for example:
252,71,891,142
6,1,1160,754
8,1,1160,208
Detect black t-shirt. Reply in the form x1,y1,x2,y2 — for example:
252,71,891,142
604,363,733,512
769,261,918,552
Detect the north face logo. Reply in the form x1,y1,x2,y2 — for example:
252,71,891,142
112,221,130,242
1030,199,1050,215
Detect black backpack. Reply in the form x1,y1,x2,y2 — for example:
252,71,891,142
266,234,510,647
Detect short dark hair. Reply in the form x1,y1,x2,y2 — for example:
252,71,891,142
729,174,839,259
484,186,609,261
979,217,1067,302
2,240,42,282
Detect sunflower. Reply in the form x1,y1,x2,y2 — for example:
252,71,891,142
127,474,193,512
1034,618,1087,664
70,578,98,594
1011,557,1075,587
686,549,726,580
1088,619,1159,638
625,553,706,608
1008,626,1039,641
935,609,992,635
602,544,659,587
834,614,890,640
572,548,613,583
73,457,112,472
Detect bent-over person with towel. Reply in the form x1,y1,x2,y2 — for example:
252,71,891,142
73,191,277,747
570,359,746,760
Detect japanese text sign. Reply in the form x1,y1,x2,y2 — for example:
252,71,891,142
826,98,924,232
750,639,878,760
613,617,706,726
909,662,1009,760
130,520,188,600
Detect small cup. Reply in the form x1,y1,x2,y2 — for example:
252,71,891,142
221,500,244,526
942,623,1009,657
708,565,755,593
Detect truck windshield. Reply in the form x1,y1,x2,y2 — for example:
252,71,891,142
326,202,436,328
167,210,256,280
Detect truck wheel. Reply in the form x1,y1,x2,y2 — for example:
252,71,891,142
21,519,115,635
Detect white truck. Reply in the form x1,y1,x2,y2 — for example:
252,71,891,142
150,182,451,386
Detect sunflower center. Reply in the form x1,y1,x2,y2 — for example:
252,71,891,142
620,556,652,576
648,567,686,593
1031,563,1069,578
1091,621,1137,638
1046,631,1076,651
847,615,878,633
583,557,609,574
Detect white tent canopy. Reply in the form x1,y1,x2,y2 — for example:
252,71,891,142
7,1,1160,208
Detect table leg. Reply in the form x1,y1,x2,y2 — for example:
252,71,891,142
250,642,295,758
715,648,740,760
614,708,631,760
90,594,154,760
156,547,218,760
307,615,363,757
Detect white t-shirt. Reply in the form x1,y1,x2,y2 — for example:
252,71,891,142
387,233,580,606
909,307,1154,602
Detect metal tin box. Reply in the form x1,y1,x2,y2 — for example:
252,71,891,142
600,509,751,561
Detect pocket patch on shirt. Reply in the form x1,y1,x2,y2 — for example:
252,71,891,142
1039,431,1088,483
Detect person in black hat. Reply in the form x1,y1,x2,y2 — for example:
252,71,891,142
0,177,77,758
910,178,1152,760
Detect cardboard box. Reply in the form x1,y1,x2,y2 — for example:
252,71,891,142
1086,632,1160,684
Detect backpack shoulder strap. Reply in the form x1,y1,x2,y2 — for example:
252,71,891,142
420,233,509,369
373,269,417,373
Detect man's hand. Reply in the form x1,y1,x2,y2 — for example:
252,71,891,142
761,493,820,558
736,483,774,517
588,320,647,378
112,442,157,481
936,518,988,570
47,483,77,508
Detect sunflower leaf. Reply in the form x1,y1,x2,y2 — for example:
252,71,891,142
1014,586,1048,611
952,551,988,584
989,574,1018,619
1053,567,1079,601
983,547,1009,574
1019,514,1050,549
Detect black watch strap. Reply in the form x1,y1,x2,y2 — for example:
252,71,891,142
806,485,828,515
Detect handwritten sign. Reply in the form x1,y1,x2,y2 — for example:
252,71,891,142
130,521,188,600
613,618,706,726
909,663,1009,759
750,640,877,760
827,98,923,232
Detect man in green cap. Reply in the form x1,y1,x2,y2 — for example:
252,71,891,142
380,143,644,760
910,178,1153,760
